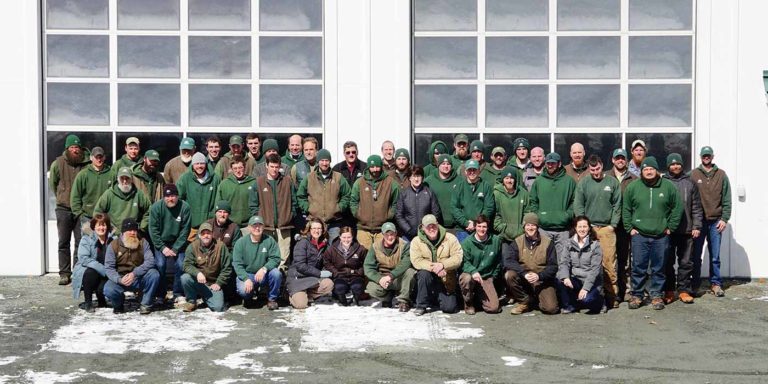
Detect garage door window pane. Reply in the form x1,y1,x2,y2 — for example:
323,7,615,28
629,0,692,31
47,83,109,125
629,133,692,170
260,85,322,127
554,133,622,167
47,0,108,29
558,85,619,127
260,37,322,80
118,36,180,78
415,0,477,31
118,0,179,30
558,37,619,79
415,37,477,79
629,36,692,79
188,0,250,31
486,0,548,31
415,85,477,127
629,84,691,127
486,85,548,128
260,0,322,31
486,37,548,79
118,84,180,126
47,35,109,77
558,0,620,31
189,37,251,79
190,85,251,127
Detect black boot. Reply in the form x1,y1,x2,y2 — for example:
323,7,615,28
352,293,360,307
335,292,349,306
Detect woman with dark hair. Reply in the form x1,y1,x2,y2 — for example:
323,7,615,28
395,165,441,240
556,215,605,314
323,226,368,306
72,213,115,312
286,217,334,309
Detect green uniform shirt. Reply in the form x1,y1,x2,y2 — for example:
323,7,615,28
574,175,622,227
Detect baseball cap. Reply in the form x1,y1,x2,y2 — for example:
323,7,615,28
163,184,178,197
145,149,160,161
179,137,195,150
91,146,105,157
126,137,140,146
631,139,646,150
454,134,469,144
381,222,397,233
700,146,714,156
464,159,479,170
612,148,628,158
248,216,264,226
229,135,244,145
545,152,561,163
421,214,438,226
492,146,506,156
117,166,132,178
198,222,213,232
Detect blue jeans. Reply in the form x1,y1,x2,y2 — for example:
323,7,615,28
154,249,185,299
630,234,669,299
235,269,283,301
692,219,723,289
104,269,160,308
180,273,226,312
456,230,470,243
555,277,603,313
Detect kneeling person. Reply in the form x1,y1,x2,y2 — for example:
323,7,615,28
104,218,160,315
410,215,463,316
180,222,233,312
459,215,502,315
233,216,282,310
364,222,416,312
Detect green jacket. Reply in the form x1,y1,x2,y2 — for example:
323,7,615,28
574,175,622,227
622,176,683,236
363,240,412,282
94,185,151,234
492,183,529,241
70,164,113,218
461,233,502,278
215,174,256,227
480,165,505,187
528,167,576,231
177,170,221,228
148,199,191,253
49,150,90,208
424,169,460,228
232,234,281,280
451,178,495,229
423,140,449,179
131,162,165,203
112,154,142,175
282,149,305,168
350,169,400,225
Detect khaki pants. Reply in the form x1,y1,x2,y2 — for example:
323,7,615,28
265,228,293,271
504,270,558,314
594,226,618,304
459,273,500,313
366,268,416,305
356,229,382,251
187,228,198,243
289,278,334,309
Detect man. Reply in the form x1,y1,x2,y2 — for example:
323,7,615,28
282,134,305,168
180,222,233,312
364,222,416,312
623,156,683,310
70,146,112,226
522,147,545,191
177,153,221,240
459,215,502,315
249,153,297,270
493,166,528,243
574,155,622,308
381,140,396,172
604,148,636,301
205,136,222,173
690,146,732,297
458,140,487,176
663,153,703,304
50,134,90,285
481,146,509,186
451,159,495,242
246,133,262,166
423,140,449,179
94,166,151,234
252,139,290,179
409,214,463,316
164,137,196,184
232,215,282,310
528,152,576,265
350,155,400,250
290,136,319,187
149,184,191,304
104,218,160,315
503,213,559,315
131,149,165,203
424,155,460,231
215,135,253,180
565,142,588,183
627,139,647,177
216,157,256,227
388,148,411,189
113,137,142,172
205,200,242,251
297,149,351,243
451,134,471,170
507,137,531,169
332,140,366,186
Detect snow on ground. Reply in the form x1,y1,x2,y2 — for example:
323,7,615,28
752,296,768,302
501,356,526,367
43,308,237,354
0,356,19,366
213,345,309,376
277,304,484,352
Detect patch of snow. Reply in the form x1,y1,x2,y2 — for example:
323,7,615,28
44,310,237,354
23,370,83,383
502,356,526,367
0,294,5,300
213,348,309,376
592,364,606,369
0,356,19,366
214,379,251,384
277,305,483,352
752,296,768,302
93,372,145,382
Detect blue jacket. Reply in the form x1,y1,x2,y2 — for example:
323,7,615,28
72,229,116,299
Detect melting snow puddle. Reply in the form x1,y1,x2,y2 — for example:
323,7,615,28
11,370,144,383
0,356,19,366
276,305,484,352
502,356,526,367
214,345,309,377
43,309,237,354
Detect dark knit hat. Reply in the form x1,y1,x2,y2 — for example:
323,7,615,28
666,153,683,168
523,213,539,226
121,218,139,233
163,184,178,197
641,156,660,171
437,154,451,165
317,148,332,162
262,139,279,153
64,134,82,149
469,140,484,153
501,166,518,180
367,155,383,168
513,137,530,150
215,200,232,213
395,148,410,161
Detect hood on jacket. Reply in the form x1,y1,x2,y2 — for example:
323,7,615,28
363,168,389,183
417,224,446,249
130,162,156,182
493,182,521,198
569,234,593,250
226,173,255,184
540,166,566,180
427,140,449,166
284,149,305,162
109,183,137,200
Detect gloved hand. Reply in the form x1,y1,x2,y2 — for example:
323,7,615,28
320,270,332,278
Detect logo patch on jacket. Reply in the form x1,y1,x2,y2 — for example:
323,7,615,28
477,192,484,198
133,202,137,207
175,216,181,222
262,247,267,252
224,233,230,238
659,193,664,198
352,254,359,259
603,186,612,192
209,186,213,191
263,188,268,192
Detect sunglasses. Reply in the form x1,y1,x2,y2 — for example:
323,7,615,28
345,150,357,155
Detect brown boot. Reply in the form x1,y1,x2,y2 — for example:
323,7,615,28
182,302,197,312
510,303,529,315
679,292,694,304
663,291,676,304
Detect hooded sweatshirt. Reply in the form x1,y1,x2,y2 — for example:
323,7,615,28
409,225,463,292
451,177,495,230
216,173,256,227
113,154,142,175
177,169,221,228
50,150,90,208
460,233,502,279
215,151,256,180
573,175,622,227
493,183,529,242
70,164,113,218
350,169,400,230
131,162,165,203
664,172,703,234
94,185,151,234
423,140,449,179
622,175,683,236
282,149,305,169
232,234,281,280
689,164,732,222
424,168,460,228
528,166,576,231
148,199,191,253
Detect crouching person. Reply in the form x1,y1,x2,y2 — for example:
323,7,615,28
364,222,416,312
503,213,559,315
104,218,160,314
555,216,604,314
410,214,463,316
180,222,233,312
459,215,502,315
287,218,334,309
323,227,367,306
233,215,282,310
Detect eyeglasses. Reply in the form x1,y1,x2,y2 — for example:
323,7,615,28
345,150,357,155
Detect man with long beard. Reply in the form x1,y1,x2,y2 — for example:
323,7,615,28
94,167,151,234
164,137,197,184
104,218,160,314
131,149,165,203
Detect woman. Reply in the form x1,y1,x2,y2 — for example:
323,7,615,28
395,165,441,240
556,216,605,314
286,217,334,309
72,213,115,312
323,227,367,306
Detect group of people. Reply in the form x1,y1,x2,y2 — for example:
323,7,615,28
51,132,731,315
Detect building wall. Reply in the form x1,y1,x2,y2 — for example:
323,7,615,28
0,0,765,277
